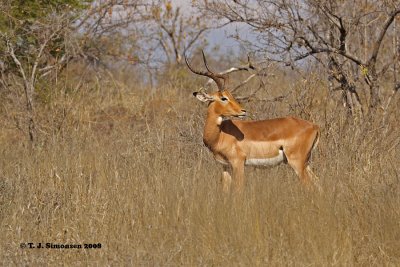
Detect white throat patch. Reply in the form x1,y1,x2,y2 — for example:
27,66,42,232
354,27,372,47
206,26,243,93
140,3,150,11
245,150,285,167
216,116,223,125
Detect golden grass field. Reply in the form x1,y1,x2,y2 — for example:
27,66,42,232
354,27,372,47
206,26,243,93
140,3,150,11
0,69,399,265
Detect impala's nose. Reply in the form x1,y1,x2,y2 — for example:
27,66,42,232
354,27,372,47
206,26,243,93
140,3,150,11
238,109,247,117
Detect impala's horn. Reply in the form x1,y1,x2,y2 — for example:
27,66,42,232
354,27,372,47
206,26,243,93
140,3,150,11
184,50,227,92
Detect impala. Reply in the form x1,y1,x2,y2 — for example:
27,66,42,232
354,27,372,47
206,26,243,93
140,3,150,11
186,52,320,192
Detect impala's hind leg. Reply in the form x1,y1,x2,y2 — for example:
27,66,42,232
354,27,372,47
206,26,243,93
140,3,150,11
306,165,323,192
287,158,322,190
287,158,310,185
286,127,320,189
306,165,319,182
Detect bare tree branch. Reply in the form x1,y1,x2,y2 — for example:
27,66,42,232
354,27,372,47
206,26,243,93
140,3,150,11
368,8,400,66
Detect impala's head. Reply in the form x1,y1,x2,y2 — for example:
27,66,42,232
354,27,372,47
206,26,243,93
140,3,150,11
193,90,246,118
185,51,247,118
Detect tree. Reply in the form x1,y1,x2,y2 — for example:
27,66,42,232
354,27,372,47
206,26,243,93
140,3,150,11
69,0,218,85
198,0,400,118
0,0,91,143
145,0,217,65
0,0,222,143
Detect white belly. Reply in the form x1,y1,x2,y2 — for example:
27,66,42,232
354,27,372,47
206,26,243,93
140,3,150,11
245,150,284,167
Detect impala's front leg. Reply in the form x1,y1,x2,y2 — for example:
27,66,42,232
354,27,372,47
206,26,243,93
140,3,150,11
231,158,245,193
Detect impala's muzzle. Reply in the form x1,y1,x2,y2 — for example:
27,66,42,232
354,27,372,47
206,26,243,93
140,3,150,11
235,109,247,118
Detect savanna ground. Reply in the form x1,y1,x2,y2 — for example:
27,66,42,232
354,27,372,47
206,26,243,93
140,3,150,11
1,66,400,266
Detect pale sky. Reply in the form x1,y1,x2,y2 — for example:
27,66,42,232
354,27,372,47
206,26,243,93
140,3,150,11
170,0,245,54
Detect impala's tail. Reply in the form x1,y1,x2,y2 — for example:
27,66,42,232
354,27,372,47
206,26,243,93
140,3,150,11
311,129,320,151
306,127,320,163
305,127,322,192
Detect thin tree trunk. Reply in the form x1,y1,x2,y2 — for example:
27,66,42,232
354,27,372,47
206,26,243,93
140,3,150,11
23,80,36,143
368,72,381,111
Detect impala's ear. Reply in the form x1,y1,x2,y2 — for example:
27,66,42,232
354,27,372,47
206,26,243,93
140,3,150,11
193,91,214,103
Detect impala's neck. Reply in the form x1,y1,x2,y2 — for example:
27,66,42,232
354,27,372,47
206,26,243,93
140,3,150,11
203,108,223,150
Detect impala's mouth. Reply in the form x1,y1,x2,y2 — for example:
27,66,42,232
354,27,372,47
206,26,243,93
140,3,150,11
223,112,247,119
234,113,247,118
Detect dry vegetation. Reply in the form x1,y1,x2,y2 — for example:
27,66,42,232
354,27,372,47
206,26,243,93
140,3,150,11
0,66,400,266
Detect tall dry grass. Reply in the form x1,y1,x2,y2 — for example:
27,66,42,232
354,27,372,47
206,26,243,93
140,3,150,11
0,69,399,265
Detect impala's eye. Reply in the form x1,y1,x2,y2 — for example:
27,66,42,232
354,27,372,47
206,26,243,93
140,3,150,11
221,97,228,102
